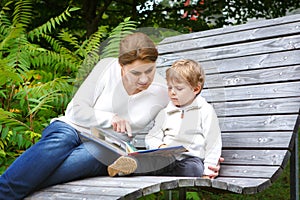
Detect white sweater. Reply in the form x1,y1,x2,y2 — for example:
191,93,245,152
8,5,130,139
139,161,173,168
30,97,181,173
145,95,222,175
53,57,169,134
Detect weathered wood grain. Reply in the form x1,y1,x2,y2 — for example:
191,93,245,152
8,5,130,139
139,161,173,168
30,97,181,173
212,97,300,116
157,49,300,74
218,114,298,132
158,21,300,54
211,177,271,194
221,150,289,165
206,65,300,87
159,14,300,45
221,132,293,149
202,82,300,102
26,191,115,200
157,34,300,67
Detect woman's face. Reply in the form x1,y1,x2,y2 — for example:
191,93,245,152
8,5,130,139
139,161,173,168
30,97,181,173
121,60,156,95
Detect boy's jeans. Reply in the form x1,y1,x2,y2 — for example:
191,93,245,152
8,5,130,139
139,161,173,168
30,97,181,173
0,121,108,200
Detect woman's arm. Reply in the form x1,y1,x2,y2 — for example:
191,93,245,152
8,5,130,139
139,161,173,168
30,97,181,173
65,58,117,129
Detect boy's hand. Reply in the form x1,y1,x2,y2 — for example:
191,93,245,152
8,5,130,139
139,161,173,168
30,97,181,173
207,157,224,179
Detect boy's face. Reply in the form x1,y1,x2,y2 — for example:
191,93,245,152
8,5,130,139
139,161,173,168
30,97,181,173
167,79,200,107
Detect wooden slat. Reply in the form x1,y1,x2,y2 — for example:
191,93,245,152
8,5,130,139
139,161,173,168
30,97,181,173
159,14,300,45
211,177,271,194
66,176,161,188
157,34,300,67
202,82,300,102
212,97,300,117
205,65,300,88
219,165,280,178
158,21,300,53
25,191,114,200
221,150,289,165
200,49,300,74
157,49,300,75
221,132,293,149
34,184,137,198
219,115,299,132
27,176,183,200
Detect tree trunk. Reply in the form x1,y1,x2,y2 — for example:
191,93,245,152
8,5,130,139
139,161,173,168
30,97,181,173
82,0,113,37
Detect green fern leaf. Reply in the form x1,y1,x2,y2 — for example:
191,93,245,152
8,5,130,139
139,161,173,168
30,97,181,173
101,17,138,58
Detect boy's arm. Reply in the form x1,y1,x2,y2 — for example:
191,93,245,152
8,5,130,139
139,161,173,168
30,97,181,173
145,109,167,149
202,105,222,177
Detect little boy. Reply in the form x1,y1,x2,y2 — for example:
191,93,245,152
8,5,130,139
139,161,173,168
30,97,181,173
108,59,222,178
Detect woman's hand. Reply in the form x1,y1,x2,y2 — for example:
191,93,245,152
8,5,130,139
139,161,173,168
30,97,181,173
111,115,132,137
207,157,224,179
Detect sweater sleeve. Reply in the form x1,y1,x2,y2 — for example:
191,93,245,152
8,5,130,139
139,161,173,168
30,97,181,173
145,109,167,149
202,105,222,176
64,58,117,129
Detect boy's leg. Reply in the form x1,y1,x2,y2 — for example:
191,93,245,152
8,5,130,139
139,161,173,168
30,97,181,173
161,157,204,177
133,154,177,174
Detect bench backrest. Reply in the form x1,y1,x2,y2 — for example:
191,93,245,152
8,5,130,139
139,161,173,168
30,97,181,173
146,14,300,187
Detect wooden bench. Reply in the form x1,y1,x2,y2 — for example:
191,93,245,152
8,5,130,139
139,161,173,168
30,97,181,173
27,14,300,200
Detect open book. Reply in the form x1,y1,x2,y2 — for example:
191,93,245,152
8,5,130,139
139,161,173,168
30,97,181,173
79,128,187,157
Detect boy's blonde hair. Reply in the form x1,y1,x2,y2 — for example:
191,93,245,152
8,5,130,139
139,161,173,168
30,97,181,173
166,59,205,92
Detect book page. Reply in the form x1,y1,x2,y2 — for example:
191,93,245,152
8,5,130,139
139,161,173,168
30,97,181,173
80,128,187,158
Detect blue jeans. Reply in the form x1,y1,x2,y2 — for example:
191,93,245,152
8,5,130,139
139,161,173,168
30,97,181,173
0,121,109,200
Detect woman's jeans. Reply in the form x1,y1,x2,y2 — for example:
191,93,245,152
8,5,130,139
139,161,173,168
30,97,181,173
0,121,108,200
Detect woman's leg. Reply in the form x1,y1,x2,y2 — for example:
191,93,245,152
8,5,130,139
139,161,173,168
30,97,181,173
0,121,82,200
36,141,109,190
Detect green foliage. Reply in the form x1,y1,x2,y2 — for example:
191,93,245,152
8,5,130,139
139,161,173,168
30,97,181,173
101,17,138,59
0,0,137,174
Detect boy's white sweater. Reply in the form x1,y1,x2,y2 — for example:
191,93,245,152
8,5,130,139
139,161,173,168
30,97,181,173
145,95,222,175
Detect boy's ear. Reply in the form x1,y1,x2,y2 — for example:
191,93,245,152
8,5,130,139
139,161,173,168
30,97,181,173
193,85,201,94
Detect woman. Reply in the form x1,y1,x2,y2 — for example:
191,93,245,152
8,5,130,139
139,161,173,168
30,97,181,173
0,32,221,200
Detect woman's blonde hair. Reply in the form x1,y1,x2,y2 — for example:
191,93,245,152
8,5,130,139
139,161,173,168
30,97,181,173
118,32,158,66
166,59,205,91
